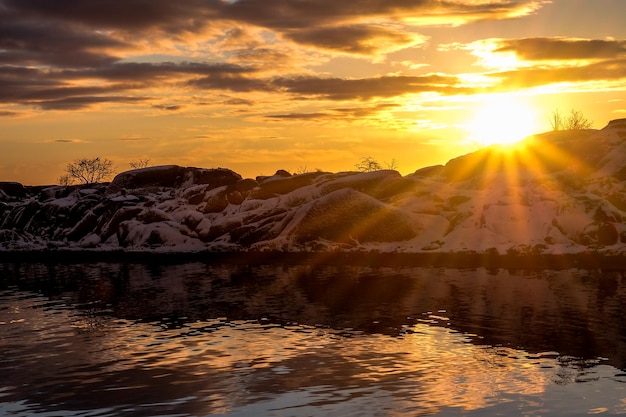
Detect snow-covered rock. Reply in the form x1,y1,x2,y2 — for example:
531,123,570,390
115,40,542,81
2,120,626,256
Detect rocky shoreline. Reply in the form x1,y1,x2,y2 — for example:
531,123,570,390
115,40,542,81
2,120,626,259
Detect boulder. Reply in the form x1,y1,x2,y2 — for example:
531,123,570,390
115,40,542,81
413,165,444,178
292,188,417,244
201,189,229,213
101,206,144,240
0,182,26,199
319,170,401,197
107,166,241,193
257,172,325,195
598,222,619,246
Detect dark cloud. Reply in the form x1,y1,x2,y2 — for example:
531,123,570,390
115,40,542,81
119,136,151,141
0,110,18,116
188,73,271,93
0,0,557,112
266,112,330,120
152,104,183,111
266,104,400,120
66,62,256,82
272,74,471,100
0,61,258,109
286,25,419,55
223,98,254,106
0,21,123,67
35,96,148,111
0,0,215,32
221,0,545,29
487,58,626,90
495,38,626,61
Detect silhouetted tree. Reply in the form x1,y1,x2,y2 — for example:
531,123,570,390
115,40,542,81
355,156,382,172
549,108,593,131
58,174,73,186
65,157,114,184
385,158,399,170
129,158,150,169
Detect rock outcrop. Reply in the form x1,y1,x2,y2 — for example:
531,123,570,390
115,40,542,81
1,120,626,255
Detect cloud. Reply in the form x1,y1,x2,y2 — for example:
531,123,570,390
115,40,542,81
489,58,626,90
35,96,148,111
272,74,472,100
119,135,151,141
223,98,254,106
0,21,124,67
495,38,626,61
0,0,552,113
285,25,427,56
266,104,400,121
266,112,330,120
52,139,85,143
152,104,184,111
220,0,547,29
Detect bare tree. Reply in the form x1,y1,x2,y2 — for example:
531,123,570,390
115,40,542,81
549,108,592,131
355,156,382,172
549,109,563,131
129,158,150,169
65,157,114,184
385,158,399,170
58,174,74,186
566,109,593,130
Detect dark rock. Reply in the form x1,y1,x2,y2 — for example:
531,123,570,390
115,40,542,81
137,208,173,224
183,184,211,205
319,170,400,197
248,188,278,200
256,169,292,183
413,165,444,177
607,118,626,129
116,220,137,247
598,223,619,246
257,172,325,195
9,201,40,230
199,220,241,242
101,206,144,240
0,229,23,243
276,169,291,176
229,223,279,246
229,178,259,193
292,188,416,244
201,190,229,213
193,168,244,187
107,166,241,193
67,210,100,241
227,191,245,205
374,177,420,199
0,182,26,199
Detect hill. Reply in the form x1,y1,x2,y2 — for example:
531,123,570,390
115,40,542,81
1,119,626,259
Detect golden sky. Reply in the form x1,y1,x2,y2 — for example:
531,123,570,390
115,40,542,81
1,0,626,185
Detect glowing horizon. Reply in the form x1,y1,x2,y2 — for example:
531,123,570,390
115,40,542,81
1,0,626,185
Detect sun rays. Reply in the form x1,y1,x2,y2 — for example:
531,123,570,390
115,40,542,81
438,128,595,255
463,95,541,148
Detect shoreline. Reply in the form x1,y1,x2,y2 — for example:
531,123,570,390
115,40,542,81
1,249,625,270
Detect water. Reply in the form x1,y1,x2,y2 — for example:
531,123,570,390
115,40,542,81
1,262,626,416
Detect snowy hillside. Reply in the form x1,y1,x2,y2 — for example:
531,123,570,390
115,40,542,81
2,119,626,257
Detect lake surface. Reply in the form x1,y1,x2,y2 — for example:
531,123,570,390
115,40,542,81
2,261,626,416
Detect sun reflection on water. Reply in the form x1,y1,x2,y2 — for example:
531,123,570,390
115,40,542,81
3,264,626,416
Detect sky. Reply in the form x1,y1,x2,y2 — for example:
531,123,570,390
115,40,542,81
1,0,626,185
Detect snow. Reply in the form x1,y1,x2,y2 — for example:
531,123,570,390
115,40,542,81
2,119,626,257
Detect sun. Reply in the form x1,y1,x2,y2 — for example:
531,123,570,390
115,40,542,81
465,96,540,148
